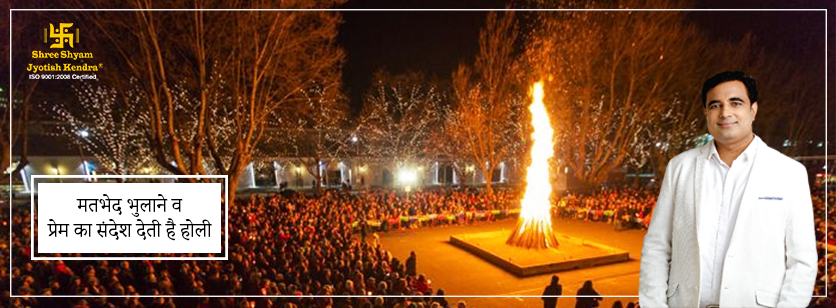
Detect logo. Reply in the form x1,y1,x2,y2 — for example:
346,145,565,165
44,23,78,49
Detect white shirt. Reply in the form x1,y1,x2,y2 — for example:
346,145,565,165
698,135,759,308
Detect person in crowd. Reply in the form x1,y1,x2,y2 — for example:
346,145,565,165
406,252,417,277
4,184,831,307
575,280,602,308
542,275,562,308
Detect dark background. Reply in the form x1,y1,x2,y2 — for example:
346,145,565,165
335,0,830,114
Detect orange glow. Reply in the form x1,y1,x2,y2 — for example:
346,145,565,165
507,81,559,249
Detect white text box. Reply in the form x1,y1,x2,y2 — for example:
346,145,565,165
36,182,223,255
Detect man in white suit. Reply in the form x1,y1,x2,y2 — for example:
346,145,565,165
639,71,817,308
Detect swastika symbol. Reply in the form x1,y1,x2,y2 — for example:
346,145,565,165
48,23,75,48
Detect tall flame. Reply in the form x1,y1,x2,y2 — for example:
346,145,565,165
507,81,559,249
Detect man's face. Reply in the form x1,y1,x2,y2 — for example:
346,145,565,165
704,80,758,146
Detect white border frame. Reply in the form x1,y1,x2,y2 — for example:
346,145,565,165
7,8,827,299
27,175,228,261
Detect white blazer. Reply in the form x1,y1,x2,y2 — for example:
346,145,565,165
639,138,817,308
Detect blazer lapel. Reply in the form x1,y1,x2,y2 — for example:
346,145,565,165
692,143,710,299
694,143,710,238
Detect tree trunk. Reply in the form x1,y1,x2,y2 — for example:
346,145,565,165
1,140,10,178
4,139,30,184
227,173,238,209
482,165,495,196
314,157,324,194
315,173,323,194
649,147,669,184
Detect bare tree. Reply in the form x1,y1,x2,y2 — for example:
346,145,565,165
427,103,469,185
448,11,524,194
640,30,745,179
2,7,41,177
357,71,445,180
745,46,826,157
80,2,345,202
270,84,350,192
645,33,826,178
45,81,152,177
525,2,714,187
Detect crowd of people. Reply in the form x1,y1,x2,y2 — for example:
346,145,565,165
5,191,458,308
347,188,519,231
541,276,622,308
2,185,834,307
808,190,836,308
347,186,656,233
552,187,657,230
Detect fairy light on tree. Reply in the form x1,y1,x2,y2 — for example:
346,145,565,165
357,71,445,178
267,83,349,191
46,80,152,177
84,5,345,202
445,11,525,194
524,4,716,187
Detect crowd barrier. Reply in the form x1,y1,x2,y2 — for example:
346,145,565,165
350,206,652,232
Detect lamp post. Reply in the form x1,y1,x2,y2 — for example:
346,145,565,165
295,166,302,188
53,166,62,183
358,165,366,189
77,129,90,182
351,134,361,189
466,165,475,186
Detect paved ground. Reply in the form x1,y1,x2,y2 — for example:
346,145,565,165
378,217,647,308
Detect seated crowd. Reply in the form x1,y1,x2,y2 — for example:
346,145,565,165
6,191,452,308
1,185,833,308
809,190,836,307
553,187,657,229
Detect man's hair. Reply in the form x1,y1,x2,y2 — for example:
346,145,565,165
701,71,758,108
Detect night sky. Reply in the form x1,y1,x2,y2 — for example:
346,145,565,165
336,0,831,115
7,0,833,117
5,0,833,158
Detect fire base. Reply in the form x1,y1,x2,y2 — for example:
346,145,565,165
506,219,560,249
450,230,629,277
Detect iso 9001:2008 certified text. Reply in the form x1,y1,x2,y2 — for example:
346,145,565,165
29,73,97,80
